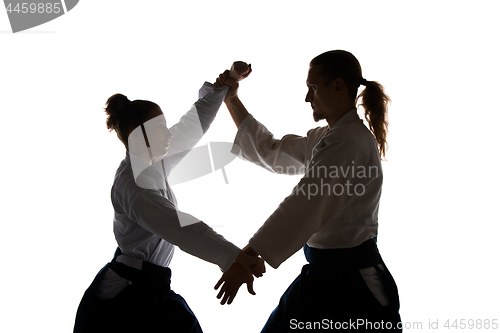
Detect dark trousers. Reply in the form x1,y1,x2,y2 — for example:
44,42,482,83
261,239,402,332
73,253,202,333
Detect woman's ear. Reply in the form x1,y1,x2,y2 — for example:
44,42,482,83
128,125,148,152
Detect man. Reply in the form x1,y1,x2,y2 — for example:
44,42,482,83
215,50,402,332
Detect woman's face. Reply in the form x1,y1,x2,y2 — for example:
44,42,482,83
128,107,173,160
142,107,173,158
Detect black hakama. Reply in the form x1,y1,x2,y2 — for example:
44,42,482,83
74,251,202,333
261,239,402,332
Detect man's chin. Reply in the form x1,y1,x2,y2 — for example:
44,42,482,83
313,112,323,122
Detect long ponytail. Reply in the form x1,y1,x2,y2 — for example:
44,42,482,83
310,50,390,159
357,80,390,159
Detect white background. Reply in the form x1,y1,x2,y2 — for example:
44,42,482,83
1,1,499,332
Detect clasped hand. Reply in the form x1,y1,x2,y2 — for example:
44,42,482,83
214,249,265,305
214,61,252,99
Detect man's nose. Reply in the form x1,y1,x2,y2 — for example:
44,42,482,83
305,91,312,103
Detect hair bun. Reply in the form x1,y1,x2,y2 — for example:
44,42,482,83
105,93,131,131
106,93,131,114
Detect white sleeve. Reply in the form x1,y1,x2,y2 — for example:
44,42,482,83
231,114,323,175
164,82,229,175
127,189,240,271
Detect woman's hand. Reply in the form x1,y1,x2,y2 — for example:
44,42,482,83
229,61,252,80
214,261,256,305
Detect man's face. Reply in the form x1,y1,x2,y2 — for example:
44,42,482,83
305,65,336,122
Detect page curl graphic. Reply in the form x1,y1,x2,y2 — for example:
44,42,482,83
4,0,79,33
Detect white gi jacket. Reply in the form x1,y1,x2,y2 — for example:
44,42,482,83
231,109,382,269
96,82,240,299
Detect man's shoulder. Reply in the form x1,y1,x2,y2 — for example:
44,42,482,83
320,121,378,160
306,125,329,139
330,117,371,138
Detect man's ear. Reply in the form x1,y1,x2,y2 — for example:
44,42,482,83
332,78,346,96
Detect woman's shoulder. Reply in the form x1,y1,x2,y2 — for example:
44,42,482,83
111,159,146,207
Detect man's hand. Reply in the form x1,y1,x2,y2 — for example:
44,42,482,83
235,249,266,277
214,261,256,305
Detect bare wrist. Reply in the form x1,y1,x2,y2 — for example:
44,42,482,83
224,94,239,103
242,244,259,256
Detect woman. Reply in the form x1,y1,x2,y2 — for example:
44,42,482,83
215,51,402,331
73,67,262,333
